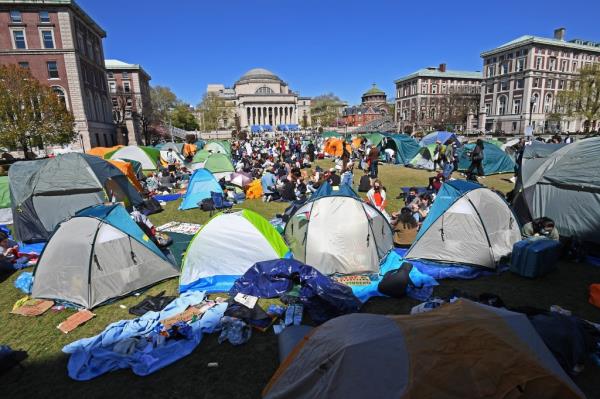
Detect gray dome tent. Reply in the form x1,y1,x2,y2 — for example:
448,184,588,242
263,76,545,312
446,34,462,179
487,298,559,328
512,137,600,243
9,153,143,242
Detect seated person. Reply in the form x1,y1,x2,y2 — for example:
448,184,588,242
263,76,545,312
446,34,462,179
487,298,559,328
390,207,419,247
0,231,18,272
409,193,432,223
279,178,297,202
522,217,559,241
428,173,445,192
404,187,418,205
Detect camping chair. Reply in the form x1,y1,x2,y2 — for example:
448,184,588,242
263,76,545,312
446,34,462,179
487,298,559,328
209,191,233,216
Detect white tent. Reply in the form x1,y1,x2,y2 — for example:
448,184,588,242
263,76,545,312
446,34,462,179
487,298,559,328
405,180,521,269
284,191,393,275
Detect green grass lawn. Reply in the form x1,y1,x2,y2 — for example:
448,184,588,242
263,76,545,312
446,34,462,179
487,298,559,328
1,162,599,399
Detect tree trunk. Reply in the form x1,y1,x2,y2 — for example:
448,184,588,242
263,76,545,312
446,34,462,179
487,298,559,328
20,138,29,160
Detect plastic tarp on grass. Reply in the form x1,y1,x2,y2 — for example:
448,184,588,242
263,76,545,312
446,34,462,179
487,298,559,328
457,141,516,175
106,146,161,170
179,169,223,210
63,291,227,380
179,209,290,293
0,175,12,224
382,134,420,165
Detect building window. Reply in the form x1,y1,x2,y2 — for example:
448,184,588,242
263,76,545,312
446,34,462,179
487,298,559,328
517,58,525,71
18,61,29,69
558,80,565,90
516,79,524,89
500,80,509,91
442,85,446,93
47,61,59,79
512,121,518,131
487,65,495,77
109,81,116,93
497,96,507,115
11,29,27,49
572,61,578,71
501,62,509,74
107,71,114,79
123,82,131,93
10,10,22,23
531,93,540,113
39,11,50,23
421,84,427,94
548,58,556,71
40,30,55,49
52,86,67,108
533,78,540,88
255,86,273,94
126,98,132,107
486,84,493,94
560,60,567,72
122,71,129,79
111,97,118,106
432,85,437,94
535,57,543,69
513,99,521,114
544,94,553,113
546,79,553,89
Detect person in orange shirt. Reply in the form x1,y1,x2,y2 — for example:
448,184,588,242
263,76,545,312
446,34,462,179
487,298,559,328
367,179,390,221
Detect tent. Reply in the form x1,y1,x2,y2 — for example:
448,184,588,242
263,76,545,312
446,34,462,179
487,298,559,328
31,204,179,309
284,182,393,275
86,145,123,158
361,132,386,147
160,149,186,165
179,209,290,293
182,143,197,157
382,134,420,165
512,137,600,243
323,138,351,157
195,139,206,149
191,149,211,166
408,144,436,170
203,153,235,180
230,171,253,188
0,176,12,225
9,153,144,243
204,141,231,156
179,169,223,210
246,179,263,199
106,146,161,170
457,141,516,175
107,160,143,192
420,131,458,147
321,131,343,139
405,180,521,269
263,299,584,399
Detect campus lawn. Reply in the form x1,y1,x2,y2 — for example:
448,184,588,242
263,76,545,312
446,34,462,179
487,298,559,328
1,162,599,399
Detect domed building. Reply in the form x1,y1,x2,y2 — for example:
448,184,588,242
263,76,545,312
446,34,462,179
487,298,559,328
361,83,387,106
206,68,311,131
343,84,389,127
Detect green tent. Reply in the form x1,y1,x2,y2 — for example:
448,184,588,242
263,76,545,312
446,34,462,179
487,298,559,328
361,132,386,147
0,175,12,224
383,134,420,165
409,144,437,170
458,141,516,175
191,149,211,164
486,139,504,148
204,140,231,156
203,153,234,180
106,146,161,170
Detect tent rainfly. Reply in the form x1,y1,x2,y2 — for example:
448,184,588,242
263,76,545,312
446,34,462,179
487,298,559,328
382,134,420,165
202,153,235,180
457,141,516,175
179,169,223,210
106,146,161,170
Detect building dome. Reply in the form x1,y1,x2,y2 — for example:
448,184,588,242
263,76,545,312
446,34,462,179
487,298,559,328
363,83,385,96
237,68,282,83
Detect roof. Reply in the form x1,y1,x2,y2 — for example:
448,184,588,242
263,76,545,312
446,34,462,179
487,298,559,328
481,35,600,56
363,84,386,96
237,68,282,84
0,0,106,37
395,68,482,83
105,59,151,79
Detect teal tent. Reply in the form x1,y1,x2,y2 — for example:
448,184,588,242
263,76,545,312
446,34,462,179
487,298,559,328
382,134,420,165
458,141,516,175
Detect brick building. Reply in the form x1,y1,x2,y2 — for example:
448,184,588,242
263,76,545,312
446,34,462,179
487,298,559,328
0,0,115,149
479,28,600,134
395,64,481,132
105,59,152,145
343,84,388,127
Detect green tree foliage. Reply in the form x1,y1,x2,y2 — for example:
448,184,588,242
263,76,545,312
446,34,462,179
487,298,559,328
311,93,344,127
557,64,600,131
150,85,177,124
170,104,199,131
0,65,74,157
197,92,235,131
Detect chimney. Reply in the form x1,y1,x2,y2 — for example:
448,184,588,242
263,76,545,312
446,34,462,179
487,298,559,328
554,28,566,41
439,63,447,72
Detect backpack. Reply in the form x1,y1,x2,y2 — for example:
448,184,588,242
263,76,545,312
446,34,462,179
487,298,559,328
200,198,215,211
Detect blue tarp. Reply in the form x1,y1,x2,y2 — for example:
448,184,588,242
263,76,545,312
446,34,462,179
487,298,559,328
420,131,458,147
63,291,226,380
179,169,223,210
458,141,516,175
154,194,181,202
230,259,362,324
18,241,45,255
251,125,273,133
14,271,33,294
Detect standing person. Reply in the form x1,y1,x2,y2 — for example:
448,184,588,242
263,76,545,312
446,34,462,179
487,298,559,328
367,145,379,183
467,139,485,181
443,142,455,178
166,148,176,165
433,140,445,171
367,179,389,220
307,141,315,162
564,133,574,144
340,163,354,187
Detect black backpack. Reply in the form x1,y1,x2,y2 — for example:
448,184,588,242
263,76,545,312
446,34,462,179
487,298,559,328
200,198,215,211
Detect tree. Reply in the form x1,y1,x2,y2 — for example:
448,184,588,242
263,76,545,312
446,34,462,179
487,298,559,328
196,92,235,131
170,104,199,131
311,93,344,127
557,64,600,132
150,85,177,125
0,64,74,158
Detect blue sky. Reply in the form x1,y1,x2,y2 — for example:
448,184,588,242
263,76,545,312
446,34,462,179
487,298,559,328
80,0,600,105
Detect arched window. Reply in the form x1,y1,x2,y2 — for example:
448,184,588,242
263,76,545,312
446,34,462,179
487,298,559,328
497,95,507,115
52,86,68,110
255,86,274,94
532,93,540,113
544,93,553,113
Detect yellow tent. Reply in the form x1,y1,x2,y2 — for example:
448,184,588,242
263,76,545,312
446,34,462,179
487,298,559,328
246,179,263,199
107,159,144,192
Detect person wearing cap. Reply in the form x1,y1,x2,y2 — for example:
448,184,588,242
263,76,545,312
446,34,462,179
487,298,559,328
328,167,341,187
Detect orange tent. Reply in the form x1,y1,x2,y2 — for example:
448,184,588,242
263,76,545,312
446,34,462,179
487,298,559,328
86,145,123,158
324,138,351,157
182,143,197,157
351,137,364,149
246,179,263,199
107,159,144,192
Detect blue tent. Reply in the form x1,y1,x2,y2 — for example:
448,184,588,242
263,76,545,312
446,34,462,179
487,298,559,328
195,140,206,149
405,180,521,269
179,169,223,210
383,134,420,165
457,141,516,175
420,131,458,147
311,182,359,200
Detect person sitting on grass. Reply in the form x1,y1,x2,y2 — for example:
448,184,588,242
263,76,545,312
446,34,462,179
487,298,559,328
0,231,19,273
522,217,559,241
390,207,419,247
409,193,432,224
261,167,279,202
